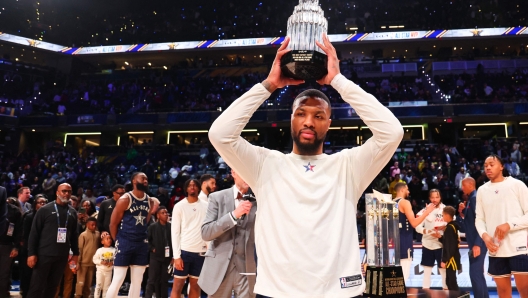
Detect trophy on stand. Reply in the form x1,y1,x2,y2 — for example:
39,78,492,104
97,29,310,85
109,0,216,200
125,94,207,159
364,190,407,298
281,0,328,81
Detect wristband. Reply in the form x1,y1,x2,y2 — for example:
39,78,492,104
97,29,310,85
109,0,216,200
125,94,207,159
230,212,238,221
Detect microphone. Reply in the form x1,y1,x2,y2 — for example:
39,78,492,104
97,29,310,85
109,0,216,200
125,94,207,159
240,188,256,221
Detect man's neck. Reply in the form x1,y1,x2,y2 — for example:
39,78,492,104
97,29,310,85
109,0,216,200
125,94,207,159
132,189,145,198
187,196,198,203
55,200,68,207
159,220,167,225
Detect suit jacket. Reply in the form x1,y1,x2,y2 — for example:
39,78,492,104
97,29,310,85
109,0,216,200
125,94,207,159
462,190,485,249
0,187,7,234
198,187,257,296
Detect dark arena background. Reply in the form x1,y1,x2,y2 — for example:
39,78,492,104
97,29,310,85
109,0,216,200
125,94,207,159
0,0,527,297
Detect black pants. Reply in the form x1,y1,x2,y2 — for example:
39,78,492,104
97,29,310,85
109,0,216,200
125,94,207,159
27,255,68,298
144,257,171,298
19,249,32,298
446,268,459,291
0,244,14,297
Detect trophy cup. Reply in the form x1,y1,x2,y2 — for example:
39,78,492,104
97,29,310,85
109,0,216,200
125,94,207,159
280,0,328,81
364,190,407,298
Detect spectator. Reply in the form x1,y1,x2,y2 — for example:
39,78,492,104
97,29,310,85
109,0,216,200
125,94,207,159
389,174,406,198
17,187,32,214
415,189,447,290
440,206,461,291
97,184,125,233
198,174,216,202
145,206,172,298
75,217,100,298
19,194,47,298
458,177,488,298
26,183,79,298
82,188,97,205
170,179,208,298
454,167,469,190
92,232,115,298
42,172,57,198
0,198,22,297
390,161,401,178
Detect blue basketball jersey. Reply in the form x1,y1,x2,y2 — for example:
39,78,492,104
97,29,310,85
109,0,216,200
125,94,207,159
117,191,150,242
395,198,414,259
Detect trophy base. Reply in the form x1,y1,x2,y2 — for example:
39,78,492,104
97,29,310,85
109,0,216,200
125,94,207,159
364,265,407,298
280,50,328,81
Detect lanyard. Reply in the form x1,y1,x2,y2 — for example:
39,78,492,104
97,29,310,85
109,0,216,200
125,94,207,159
54,203,70,228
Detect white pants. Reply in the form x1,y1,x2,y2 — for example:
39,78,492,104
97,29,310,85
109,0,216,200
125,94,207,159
94,268,113,298
400,258,413,282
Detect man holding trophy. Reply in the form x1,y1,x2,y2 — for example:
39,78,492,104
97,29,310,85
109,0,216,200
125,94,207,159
208,0,403,296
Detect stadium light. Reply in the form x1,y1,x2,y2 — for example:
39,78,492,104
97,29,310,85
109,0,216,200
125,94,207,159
63,132,102,147
166,129,258,144
128,131,154,134
465,123,508,138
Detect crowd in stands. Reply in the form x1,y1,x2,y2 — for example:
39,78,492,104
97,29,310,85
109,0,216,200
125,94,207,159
1,0,527,47
435,67,528,103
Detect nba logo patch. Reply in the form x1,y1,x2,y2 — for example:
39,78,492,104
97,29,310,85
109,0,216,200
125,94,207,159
339,275,362,288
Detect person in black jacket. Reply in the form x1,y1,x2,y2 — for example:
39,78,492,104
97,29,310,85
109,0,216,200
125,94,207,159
145,206,172,298
27,183,79,298
440,206,461,291
19,194,47,298
0,186,7,239
97,184,125,233
0,198,22,297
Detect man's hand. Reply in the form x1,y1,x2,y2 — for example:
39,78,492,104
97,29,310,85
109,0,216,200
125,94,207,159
458,202,465,216
315,33,340,85
440,262,446,268
27,256,37,268
262,37,304,93
472,245,481,258
431,231,442,239
494,223,510,240
424,203,436,215
233,201,252,219
10,249,18,258
174,258,184,271
482,233,498,254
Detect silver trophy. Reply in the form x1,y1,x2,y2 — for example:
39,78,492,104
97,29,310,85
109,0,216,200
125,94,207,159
280,0,328,80
364,190,406,297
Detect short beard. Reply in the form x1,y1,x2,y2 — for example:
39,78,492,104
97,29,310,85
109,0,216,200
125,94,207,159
291,128,326,155
136,183,148,192
206,186,212,194
57,195,69,204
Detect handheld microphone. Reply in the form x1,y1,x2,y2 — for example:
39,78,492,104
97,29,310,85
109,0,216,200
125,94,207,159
240,188,256,221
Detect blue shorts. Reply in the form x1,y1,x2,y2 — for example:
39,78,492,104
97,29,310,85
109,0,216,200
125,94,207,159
114,238,149,266
421,247,442,267
488,254,528,277
173,250,205,279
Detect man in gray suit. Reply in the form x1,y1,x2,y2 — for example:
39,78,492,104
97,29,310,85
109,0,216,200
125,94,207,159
199,169,257,298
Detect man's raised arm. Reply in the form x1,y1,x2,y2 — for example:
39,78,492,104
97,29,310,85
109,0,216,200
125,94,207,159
315,34,403,195
208,37,303,187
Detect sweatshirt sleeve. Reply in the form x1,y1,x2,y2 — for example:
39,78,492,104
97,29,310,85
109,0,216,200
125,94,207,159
28,209,43,257
331,74,404,196
78,233,85,264
70,211,79,256
208,84,272,189
507,180,528,231
93,248,101,265
171,205,182,259
475,189,488,238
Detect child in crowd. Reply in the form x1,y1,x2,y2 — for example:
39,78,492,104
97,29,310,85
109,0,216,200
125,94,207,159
93,232,115,298
440,206,461,291
75,217,100,298
145,206,172,298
